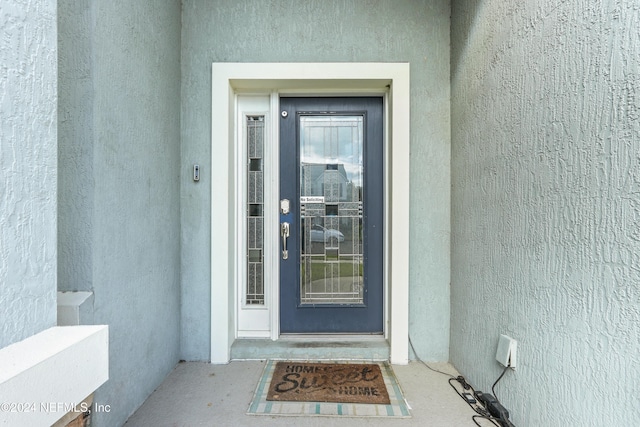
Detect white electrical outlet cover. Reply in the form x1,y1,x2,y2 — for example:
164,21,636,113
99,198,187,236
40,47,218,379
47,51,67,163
496,334,517,369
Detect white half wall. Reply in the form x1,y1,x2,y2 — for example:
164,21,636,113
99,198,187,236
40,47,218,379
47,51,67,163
0,326,109,427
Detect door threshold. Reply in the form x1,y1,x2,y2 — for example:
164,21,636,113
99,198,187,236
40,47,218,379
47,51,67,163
279,334,385,342
230,336,389,361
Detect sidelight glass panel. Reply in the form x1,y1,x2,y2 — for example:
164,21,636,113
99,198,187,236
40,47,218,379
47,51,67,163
299,116,364,305
246,116,264,305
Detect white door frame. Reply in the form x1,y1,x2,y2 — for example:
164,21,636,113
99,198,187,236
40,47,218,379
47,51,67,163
211,63,410,364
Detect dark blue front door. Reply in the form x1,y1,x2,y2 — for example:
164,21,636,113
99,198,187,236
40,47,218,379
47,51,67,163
279,97,383,333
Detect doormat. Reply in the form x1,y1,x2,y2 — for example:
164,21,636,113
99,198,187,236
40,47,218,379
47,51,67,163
266,362,390,404
247,360,411,418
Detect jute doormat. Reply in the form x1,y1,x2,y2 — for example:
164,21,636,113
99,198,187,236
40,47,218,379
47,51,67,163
266,362,390,404
247,360,411,418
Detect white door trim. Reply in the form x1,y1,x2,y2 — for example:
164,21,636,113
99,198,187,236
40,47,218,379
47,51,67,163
211,63,410,364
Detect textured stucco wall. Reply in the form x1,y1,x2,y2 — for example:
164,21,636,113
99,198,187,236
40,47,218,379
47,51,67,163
57,1,182,425
58,0,94,293
0,0,57,348
451,1,640,425
180,0,451,361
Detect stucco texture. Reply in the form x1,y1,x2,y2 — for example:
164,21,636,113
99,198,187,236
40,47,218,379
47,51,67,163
57,1,182,425
181,0,451,362
58,0,94,293
0,0,57,349
451,1,640,425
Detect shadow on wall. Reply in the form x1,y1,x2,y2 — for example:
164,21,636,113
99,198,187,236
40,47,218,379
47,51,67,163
450,0,483,79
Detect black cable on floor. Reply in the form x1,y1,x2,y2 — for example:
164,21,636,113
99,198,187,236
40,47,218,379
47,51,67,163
473,414,504,427
409,336,514,427
448,377,500,425
408,335,455,378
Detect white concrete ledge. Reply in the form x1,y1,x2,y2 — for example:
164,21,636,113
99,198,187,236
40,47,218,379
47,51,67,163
0,326,108,426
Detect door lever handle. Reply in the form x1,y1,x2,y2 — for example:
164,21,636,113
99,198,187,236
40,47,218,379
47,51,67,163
280,222,290,260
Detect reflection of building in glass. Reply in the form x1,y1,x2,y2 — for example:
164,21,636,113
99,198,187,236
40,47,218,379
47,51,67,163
300,162,364,305
301,163,360,203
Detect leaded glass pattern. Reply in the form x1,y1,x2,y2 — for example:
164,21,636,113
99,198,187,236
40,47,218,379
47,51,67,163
246,116,264,305
299,116,365,305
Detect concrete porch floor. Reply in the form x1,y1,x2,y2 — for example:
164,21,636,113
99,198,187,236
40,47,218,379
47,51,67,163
124,360,480,426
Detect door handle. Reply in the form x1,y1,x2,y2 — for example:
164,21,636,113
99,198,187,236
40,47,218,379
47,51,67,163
281,222,290,260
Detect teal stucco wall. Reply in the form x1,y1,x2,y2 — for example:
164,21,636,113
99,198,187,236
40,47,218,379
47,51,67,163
57,1,182,425
451,1,640,425
180,0,452,362
0,0,57,349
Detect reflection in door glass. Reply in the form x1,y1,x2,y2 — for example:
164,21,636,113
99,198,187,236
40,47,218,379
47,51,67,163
299,116,364,305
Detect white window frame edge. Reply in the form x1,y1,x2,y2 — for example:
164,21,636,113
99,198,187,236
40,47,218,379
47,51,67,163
211,62,410,365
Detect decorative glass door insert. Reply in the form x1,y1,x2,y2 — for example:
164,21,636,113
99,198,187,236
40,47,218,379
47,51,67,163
299,116,364,305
